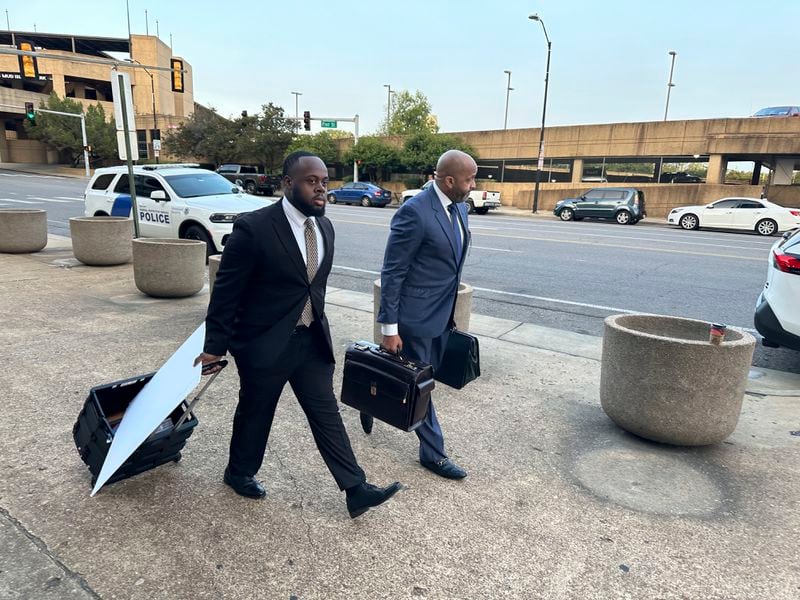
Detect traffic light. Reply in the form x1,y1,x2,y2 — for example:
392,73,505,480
17,40,38,81
24,102,35,123
303,110,311,131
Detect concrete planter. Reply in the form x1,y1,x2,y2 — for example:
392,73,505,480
69,217,133,266
0,209,47,253
208,254,222,295
600,314,756,446
372,279,473,344
132,238,206,298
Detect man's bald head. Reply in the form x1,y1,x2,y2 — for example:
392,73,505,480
434,150,478,202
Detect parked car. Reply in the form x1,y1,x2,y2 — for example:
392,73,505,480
216,164,281,195
659,171,703,183
754,228,800,350
327,182,392,207
751,106,800,118
84,164,271,256
401,180,502,214
667,197,800,236
553,187,646,224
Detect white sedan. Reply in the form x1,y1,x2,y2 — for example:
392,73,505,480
754,228,800,351
668,197,800,236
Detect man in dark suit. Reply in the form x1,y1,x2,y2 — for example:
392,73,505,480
194,151,401,518
364,150,475,480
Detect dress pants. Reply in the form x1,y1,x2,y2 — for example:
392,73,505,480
399,327,451,463
228,325,366,491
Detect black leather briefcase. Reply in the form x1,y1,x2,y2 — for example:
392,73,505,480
434,329,481,390
341,340,435,432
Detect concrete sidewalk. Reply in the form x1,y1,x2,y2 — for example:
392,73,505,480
1,237,798,599
0,162,91,179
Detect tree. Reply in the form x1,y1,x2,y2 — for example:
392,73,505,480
382,90,439,136
164,105,239,165
84,104,117,165
400,132,477,173
245,103,295,172
344,137,400,183
24,93,116,165
285,131,340,165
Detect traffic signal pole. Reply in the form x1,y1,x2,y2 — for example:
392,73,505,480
35,108,90,177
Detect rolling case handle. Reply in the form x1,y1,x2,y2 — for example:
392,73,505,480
175,360,229,428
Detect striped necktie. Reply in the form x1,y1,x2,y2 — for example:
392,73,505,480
298,218,318,326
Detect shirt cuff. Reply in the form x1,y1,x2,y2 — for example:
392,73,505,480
380,323,398,336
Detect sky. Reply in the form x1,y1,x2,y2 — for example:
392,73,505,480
4,0,800,136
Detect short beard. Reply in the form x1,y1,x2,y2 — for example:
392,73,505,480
287,192,325,217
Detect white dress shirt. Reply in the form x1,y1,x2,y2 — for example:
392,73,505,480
380,182,464,337
281,197,324,268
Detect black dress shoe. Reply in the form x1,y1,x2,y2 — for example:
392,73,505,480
420,457,467,480
345,481,402,518
359,412,374,434
224,467,266,499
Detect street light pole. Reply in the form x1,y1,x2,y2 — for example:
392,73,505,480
383,84,392,125
663,50,677,121
503,70,513,129
529,14,551,214
291,91,302,131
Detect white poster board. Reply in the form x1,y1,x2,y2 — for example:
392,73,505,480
91,324,206,496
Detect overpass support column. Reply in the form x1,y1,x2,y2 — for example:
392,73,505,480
571,158,584,184
0,123,8,162
751,162,762,185
706,154,727,184
772,158,795,185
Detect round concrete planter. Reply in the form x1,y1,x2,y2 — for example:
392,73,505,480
132,238,206,298
69,217,133,266
600,314,756,446
372,279,473,344
208,254,222,295
0,209,47,253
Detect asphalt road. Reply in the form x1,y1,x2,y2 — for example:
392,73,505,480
2,168,797,374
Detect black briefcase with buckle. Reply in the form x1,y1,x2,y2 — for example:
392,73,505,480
341,340,435,432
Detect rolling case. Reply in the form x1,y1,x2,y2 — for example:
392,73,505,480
340,340,435,432
72,363,226,487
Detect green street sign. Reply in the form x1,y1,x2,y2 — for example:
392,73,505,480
321,120,337,128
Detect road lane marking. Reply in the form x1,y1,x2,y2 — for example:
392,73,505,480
1,198,41,204
55,196,83,201
471,246,522,253
333,219,765,261
27,196,74,203
472,231,765,261
328,264,758,332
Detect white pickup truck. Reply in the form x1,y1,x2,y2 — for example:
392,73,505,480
400,180,501,214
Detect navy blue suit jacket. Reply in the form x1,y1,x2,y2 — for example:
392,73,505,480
377,185,470,338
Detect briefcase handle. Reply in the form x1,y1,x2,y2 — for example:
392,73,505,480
371,346,416,368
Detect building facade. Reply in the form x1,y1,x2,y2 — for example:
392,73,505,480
0,31,193,163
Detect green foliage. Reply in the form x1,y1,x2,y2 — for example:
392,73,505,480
344,137,401,183
24,93,117,165
286,131,340,165
84,103,117,164
400,132,477,173
382,90,438,136
165,103,295,170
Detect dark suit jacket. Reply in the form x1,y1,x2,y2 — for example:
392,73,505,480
377,184,470,338
203,200,335,370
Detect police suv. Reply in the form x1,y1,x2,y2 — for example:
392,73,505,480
83,164,272,255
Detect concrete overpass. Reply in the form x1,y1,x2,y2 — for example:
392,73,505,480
448,117,800,215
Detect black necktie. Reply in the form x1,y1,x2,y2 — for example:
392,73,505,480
448,203,462,262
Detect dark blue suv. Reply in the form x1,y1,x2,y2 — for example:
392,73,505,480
327,182,393,207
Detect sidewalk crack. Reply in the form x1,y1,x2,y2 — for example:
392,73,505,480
267,443,316,551
0,505,101,599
